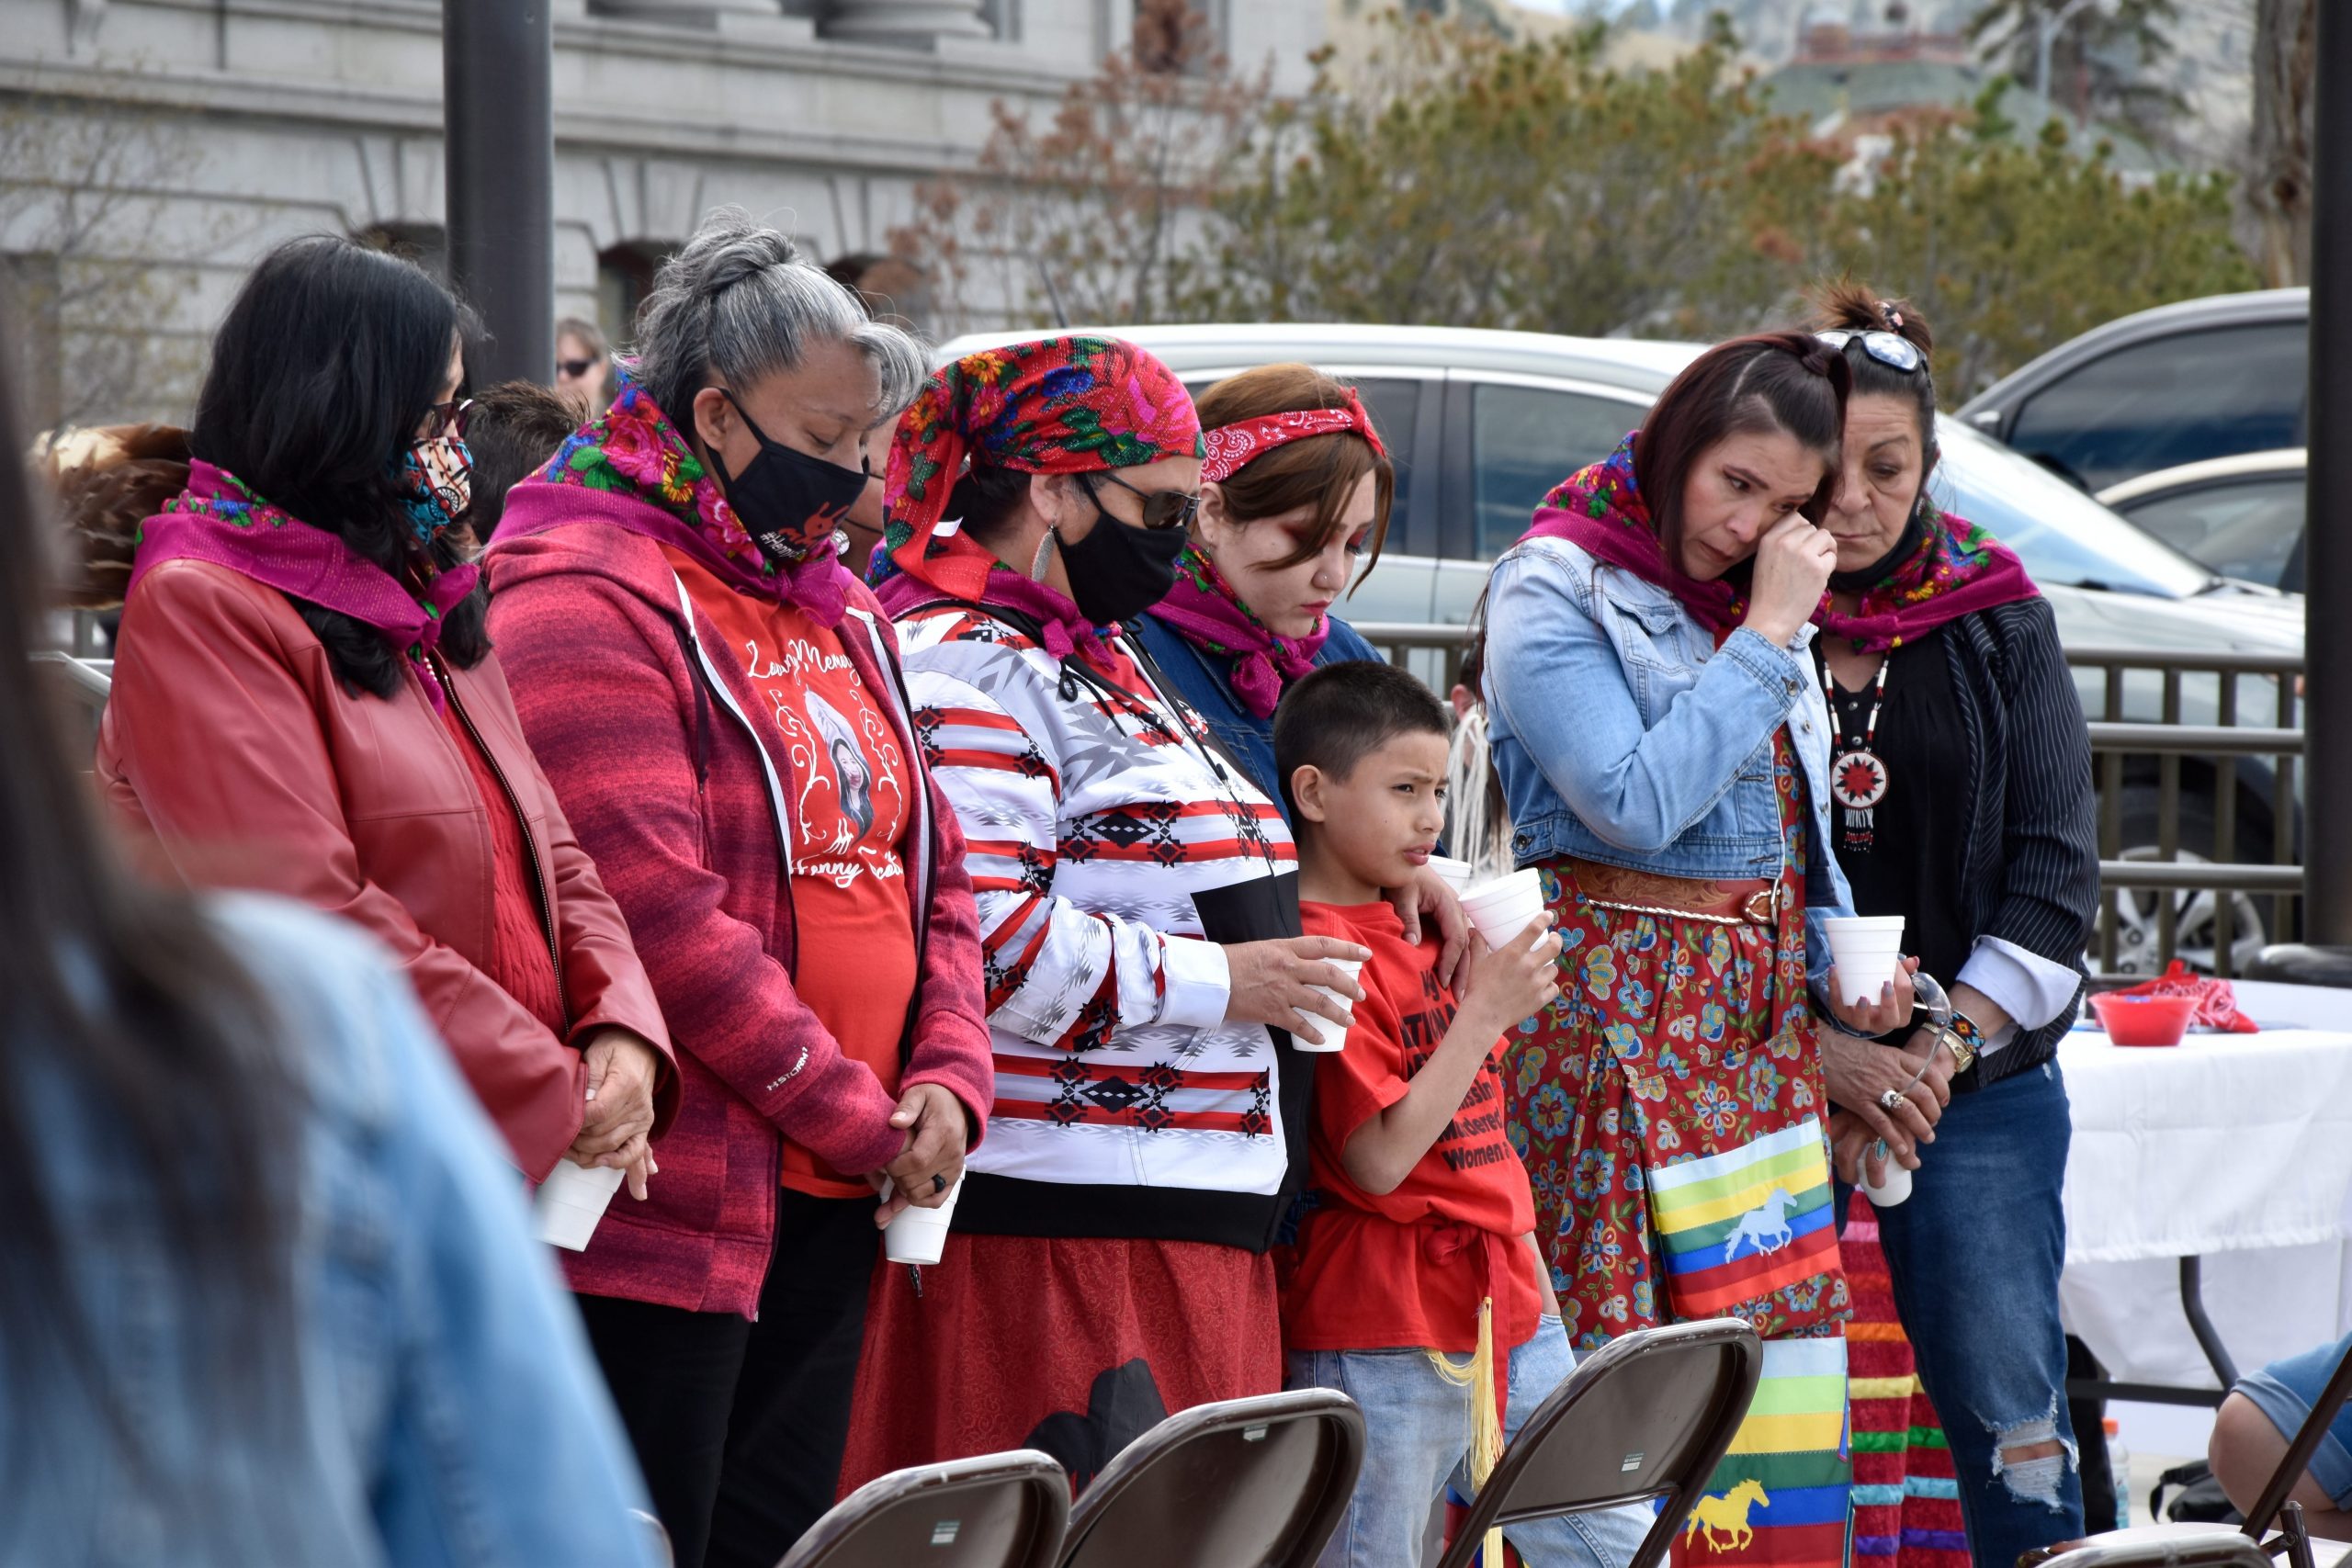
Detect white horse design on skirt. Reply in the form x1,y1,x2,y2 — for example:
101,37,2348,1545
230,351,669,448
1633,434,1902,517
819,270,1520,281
1721,1187,1797,1264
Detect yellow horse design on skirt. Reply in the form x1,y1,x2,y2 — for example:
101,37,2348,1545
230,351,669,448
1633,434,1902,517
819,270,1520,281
1683,1477,1771,1551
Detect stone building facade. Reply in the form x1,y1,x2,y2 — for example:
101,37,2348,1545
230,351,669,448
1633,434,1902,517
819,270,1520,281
0,0,1324,426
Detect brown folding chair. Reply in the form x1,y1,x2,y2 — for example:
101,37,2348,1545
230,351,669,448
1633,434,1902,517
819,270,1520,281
776,1449,1070,1568
1057,1388,1366,1568
2020,1337,2352,1568
1433,1317,1763,1568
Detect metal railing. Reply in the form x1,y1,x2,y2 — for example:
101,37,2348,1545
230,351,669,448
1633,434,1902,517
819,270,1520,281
1352,625,2309,977
33,630,2309,976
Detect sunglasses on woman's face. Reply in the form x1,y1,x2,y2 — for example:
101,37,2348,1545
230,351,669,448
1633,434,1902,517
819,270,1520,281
557,357,599,379
1085,469,1200,531
1816,329,1925,374
417,398,473,444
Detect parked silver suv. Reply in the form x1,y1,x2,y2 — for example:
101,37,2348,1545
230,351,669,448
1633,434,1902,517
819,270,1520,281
940,323,2304,971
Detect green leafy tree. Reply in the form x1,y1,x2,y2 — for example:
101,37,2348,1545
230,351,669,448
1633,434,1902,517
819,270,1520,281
1825,96,2261,399
1965,0,2184,147
1188,14,1843,336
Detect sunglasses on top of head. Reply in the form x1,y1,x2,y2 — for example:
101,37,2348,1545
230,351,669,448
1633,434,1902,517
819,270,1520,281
1082,470,1200,531
1815,329,1925,375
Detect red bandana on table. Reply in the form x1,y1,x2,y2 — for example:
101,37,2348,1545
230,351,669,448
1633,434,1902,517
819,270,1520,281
1144,391,1388,719
868,335,1201,668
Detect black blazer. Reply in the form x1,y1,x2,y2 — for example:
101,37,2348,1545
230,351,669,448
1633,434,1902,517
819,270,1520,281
1939,597,2100,1085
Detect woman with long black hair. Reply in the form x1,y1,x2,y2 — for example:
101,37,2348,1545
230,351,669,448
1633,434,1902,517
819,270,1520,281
5,339,659,1561
82,235,675,1189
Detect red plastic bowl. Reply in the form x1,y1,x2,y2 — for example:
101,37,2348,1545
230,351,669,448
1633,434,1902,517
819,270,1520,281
2090,993,2199,1046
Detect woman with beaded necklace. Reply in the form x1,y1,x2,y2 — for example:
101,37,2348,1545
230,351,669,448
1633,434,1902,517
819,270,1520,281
1807,284,2098,1568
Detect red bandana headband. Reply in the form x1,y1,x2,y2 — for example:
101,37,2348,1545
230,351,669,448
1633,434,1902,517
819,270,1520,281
1199,389,1386,485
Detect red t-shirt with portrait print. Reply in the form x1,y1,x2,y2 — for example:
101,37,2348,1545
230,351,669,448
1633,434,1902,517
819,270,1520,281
1282,899,1543,1356
664,547,917,1200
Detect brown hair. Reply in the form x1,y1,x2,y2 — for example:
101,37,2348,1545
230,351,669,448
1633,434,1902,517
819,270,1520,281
465,378,582,539
1634,332,1850,567
554,315,608,362
1811,279,1939,472
1193,363,1396,585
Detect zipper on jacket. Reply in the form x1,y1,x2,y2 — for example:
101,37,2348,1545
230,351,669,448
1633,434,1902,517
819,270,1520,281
432,653,569,1028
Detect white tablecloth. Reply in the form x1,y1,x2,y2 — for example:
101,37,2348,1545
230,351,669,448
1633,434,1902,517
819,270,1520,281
2058,984,2352,1410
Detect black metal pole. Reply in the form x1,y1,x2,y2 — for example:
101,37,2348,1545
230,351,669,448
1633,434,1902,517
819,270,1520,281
443,0,553,388
2252,0,2352,985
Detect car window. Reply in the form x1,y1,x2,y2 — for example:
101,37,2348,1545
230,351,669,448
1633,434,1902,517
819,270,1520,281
1470,382,1643,557
2118,474,2307,589
2006,322,2305,491
1931,420,2215,599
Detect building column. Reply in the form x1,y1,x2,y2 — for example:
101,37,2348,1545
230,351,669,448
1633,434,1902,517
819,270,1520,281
820,0,990,46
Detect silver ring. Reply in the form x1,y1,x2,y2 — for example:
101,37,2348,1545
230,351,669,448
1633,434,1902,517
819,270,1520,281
1877,1089,1907,1114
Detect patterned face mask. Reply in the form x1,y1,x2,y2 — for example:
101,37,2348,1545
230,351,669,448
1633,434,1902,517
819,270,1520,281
395,415,474,544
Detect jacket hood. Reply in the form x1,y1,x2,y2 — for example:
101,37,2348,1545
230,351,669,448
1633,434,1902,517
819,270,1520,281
39,423,192,609
486,480,890,627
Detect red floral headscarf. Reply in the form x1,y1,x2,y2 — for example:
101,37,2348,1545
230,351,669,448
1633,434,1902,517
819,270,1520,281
870,335,1203,603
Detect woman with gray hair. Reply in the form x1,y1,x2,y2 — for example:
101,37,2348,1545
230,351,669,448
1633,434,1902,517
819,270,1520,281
488,209,995,1568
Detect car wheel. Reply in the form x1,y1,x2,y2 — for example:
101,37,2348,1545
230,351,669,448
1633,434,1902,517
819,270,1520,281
2109,788,2270,976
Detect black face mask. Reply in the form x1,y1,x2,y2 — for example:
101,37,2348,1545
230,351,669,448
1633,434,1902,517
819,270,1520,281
1054,479,1190,626
713,390,870,565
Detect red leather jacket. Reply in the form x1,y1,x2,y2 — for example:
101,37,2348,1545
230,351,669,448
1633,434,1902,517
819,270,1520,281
95,558,677,1179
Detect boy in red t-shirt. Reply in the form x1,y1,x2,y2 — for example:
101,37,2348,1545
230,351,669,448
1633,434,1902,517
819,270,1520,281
1272,661,1651,1568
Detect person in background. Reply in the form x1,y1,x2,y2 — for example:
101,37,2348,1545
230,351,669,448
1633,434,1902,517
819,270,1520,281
84,234,675,1193
1484,333,1916,1567
1808,285,2097,1566
2211,1333,2352,1540
0,348,660,1567
1274,660,1649,1568
843,334,1370,1495
490,209,990,1568
1442,644,1513,883
557,316,613,416
465,378,582,542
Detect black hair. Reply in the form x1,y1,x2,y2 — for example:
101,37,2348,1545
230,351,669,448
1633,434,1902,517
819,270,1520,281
0,321,300,1531
945,460,1036,548
464,378,582,541
1634,332,1850,565
189,234,490,699
1272,660,1453,821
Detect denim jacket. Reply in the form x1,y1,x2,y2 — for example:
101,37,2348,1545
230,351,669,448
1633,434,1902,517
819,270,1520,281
6,894,658,1568
1482,536,1855,992
1134,611,1385,814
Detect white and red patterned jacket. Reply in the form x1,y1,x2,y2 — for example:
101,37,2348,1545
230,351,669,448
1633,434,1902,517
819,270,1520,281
895,600,1311,1249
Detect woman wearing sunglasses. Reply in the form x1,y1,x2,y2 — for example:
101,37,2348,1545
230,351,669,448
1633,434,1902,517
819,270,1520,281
842,335,1371,1493
89,235,675,1191
1808,286,2098,1568
556,315,613,415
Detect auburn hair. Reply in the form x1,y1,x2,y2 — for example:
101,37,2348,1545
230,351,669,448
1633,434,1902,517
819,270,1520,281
1193,363,1396,586
1633,333,1850,568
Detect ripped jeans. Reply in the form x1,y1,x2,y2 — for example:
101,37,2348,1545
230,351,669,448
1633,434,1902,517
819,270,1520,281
1860,1058,2086,1568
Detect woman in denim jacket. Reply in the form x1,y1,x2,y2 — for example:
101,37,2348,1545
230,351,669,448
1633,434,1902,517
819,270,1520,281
1485,333,1914,1565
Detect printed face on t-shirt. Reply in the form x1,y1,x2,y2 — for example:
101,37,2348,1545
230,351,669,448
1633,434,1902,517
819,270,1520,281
741,629,905,888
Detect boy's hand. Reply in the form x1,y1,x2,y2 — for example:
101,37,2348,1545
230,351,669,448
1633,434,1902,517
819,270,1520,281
1458,912,1562,1029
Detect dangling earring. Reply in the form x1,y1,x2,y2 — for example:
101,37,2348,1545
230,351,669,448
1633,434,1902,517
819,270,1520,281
1030,526,1057,581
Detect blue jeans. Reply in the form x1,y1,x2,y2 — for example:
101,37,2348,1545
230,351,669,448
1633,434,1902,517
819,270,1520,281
1287,1315,1655,1568
1849,1060,2086,1568
2236,1333,2352,1507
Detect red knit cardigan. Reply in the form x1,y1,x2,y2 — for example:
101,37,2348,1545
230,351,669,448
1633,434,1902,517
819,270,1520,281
485,511,994,1317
